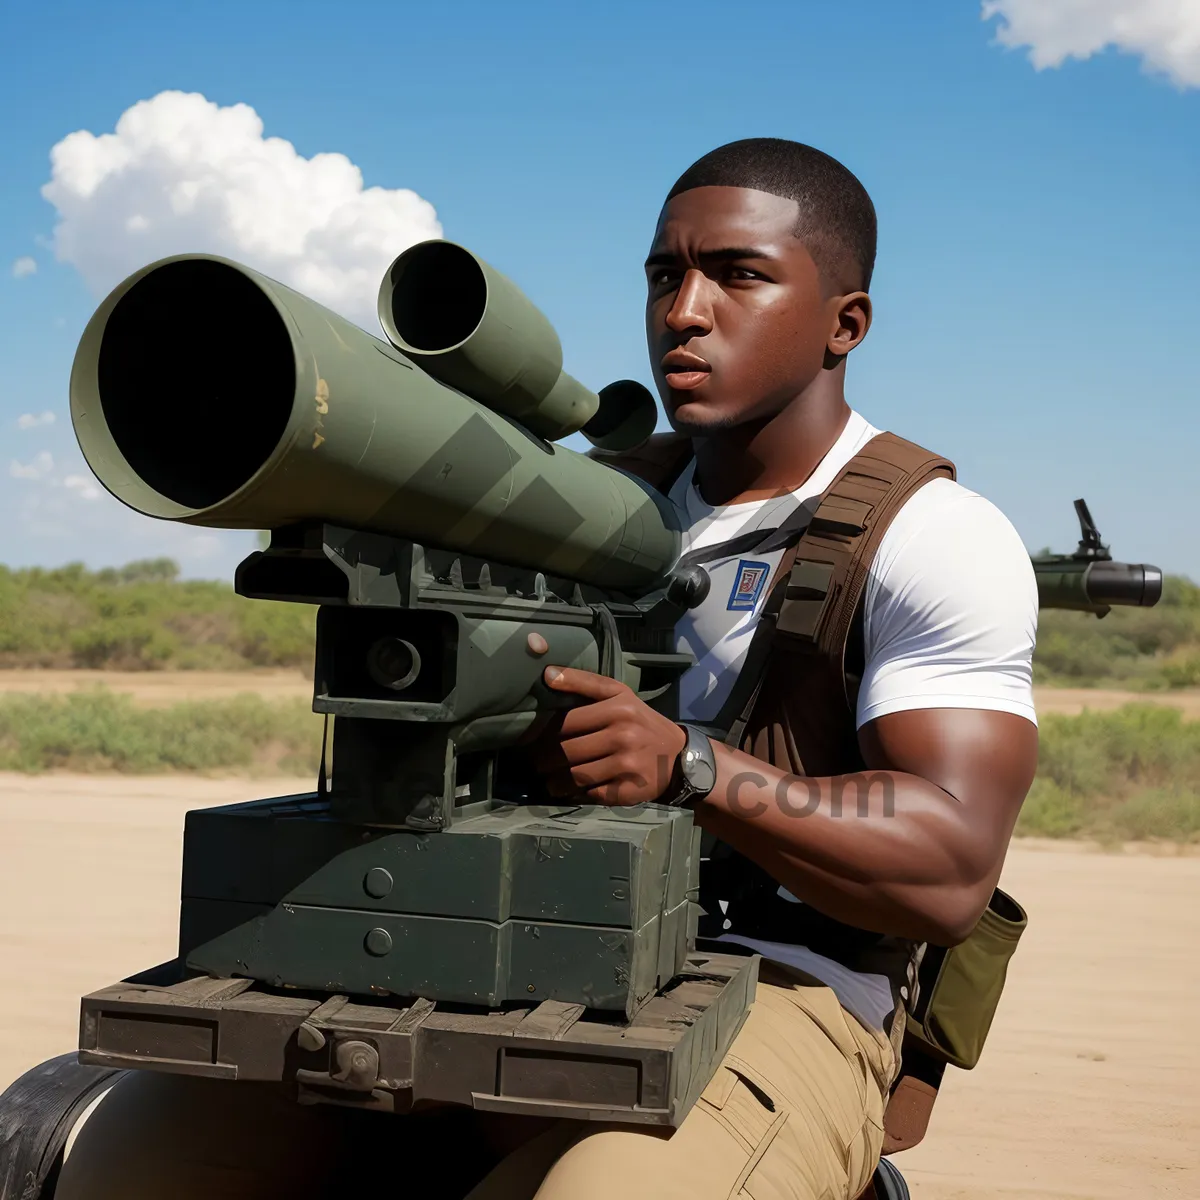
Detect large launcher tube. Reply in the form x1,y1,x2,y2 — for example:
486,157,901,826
69,254,680,593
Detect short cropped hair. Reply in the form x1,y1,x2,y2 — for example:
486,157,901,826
666,138,877,292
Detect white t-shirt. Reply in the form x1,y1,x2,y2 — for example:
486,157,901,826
670,409,1038,731
668,410,1038,1029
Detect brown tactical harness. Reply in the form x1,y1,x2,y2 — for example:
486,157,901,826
592,426,953,772
591,429,957,1153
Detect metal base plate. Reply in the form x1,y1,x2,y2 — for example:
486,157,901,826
78,951,758,1128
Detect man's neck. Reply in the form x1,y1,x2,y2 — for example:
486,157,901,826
691,380,852,508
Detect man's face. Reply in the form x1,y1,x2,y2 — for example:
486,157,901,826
645,186,849,432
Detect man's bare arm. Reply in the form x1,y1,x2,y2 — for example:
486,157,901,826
528,667,1038,947
691,708,1038,945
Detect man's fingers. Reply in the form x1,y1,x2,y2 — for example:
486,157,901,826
537,695,628,741
543,759,647,800
543,666,625,702
543,758,616,796
531,729,615,773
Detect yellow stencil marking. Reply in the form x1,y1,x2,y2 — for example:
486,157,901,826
312,378,330,449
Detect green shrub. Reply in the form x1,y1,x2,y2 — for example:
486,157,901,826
0,689,322,774
1033,574,1200,689
2,555,1197,684
1017,704,1200,842
0,692,1196,843
0,560,316,670
1160,657,1200,689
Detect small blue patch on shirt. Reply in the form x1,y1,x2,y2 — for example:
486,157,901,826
727,560,770,611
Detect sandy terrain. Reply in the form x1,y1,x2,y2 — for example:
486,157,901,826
891,838,1199,1199
4,669,1200,721
0,668,313,705
0,775,1196,1197
1033,686,1200,719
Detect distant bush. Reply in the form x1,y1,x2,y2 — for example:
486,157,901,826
2,555,1198,685
1033,574,1200,690
1019,704,1200,842
0,689,321,774
0,560,315,670
0,691,1195,843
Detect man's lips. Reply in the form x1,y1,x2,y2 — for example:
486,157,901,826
661,349,712,391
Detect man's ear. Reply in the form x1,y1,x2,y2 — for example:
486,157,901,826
825,291,872,366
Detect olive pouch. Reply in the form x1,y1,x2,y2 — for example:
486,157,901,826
904,888,1027,1071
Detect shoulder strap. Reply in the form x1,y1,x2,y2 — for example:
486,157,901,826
778,432,955,667
723,432,955,746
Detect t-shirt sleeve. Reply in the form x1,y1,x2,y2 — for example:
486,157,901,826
856,477,1038,729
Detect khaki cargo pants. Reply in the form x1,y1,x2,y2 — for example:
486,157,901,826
57,964,898,1200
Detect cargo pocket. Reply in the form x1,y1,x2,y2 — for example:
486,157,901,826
698,1065,790,1196
711,1052,882,1200
740,983,891,1200
755,981,886,1134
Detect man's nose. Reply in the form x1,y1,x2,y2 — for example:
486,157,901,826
664,268,714,337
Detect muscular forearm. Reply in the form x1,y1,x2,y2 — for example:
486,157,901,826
526,665,1037,946
693,743,1008,944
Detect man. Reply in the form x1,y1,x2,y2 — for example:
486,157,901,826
57,139,1037,1200
468,138,1040,1198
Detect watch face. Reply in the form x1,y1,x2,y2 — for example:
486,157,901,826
682,733,717,793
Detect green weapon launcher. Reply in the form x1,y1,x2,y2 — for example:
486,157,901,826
1033,499,1162,617
67,242,753,1127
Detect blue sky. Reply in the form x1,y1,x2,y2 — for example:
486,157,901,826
2,0,1197,580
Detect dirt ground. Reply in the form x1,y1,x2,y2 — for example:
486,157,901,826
0,774,1196,1197
1032,686,1200,719
4,668,1200,720
0,668,314,705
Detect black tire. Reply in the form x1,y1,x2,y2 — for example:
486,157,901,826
0,1053,127,1200
871,1156,911,1200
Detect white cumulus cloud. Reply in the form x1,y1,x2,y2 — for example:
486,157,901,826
11,256,37,278
63,474,102,501
10,441,256,575
17,411,57,430
983,0,1200,88
41,90,443,329
10,451,54,480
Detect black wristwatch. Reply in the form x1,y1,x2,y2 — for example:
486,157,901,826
663,724,717,808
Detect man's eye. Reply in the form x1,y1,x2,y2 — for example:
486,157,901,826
728,267,761,281
650,270,677,288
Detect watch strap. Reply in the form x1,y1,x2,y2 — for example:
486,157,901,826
663,724,717,807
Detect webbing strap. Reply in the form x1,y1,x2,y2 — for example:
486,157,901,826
718,538,804,749
675,497,820,573
773,433,956,706
674,498,822,743
723,433,955,740
590,429,955,735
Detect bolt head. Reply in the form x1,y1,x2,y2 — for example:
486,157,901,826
364,867,394,898
365,927,393,956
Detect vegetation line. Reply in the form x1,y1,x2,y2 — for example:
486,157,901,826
4,558,1200,688
0,690,1196,843
2,557,1198,840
